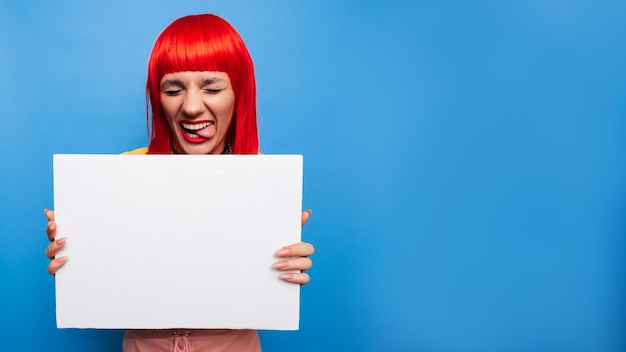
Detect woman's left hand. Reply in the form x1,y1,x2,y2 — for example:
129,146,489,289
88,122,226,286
273,209,315,285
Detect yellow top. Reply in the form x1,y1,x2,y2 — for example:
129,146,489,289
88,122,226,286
122,147,149,155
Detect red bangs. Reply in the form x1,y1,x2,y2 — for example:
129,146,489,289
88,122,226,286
152,18,237,80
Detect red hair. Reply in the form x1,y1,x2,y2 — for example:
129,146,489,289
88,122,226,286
146,14,258,154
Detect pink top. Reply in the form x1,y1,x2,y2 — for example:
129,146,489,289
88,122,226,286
122,329,260,352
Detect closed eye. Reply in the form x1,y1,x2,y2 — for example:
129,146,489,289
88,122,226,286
161,78,185,96
163,89,183,96
203,87,226,94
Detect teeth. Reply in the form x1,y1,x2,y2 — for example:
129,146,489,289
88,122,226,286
181,121,213,131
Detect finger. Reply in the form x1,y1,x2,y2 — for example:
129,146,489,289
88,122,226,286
279,272,310,285
273,257,312,271
275,242,315,258
45,238,66,259
44,209,55,221
46,221,57,242
47,256,68,276
301,209,311,227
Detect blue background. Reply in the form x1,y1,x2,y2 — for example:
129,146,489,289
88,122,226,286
1,1,626,351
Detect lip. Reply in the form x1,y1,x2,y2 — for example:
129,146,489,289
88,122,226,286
178,120,214,144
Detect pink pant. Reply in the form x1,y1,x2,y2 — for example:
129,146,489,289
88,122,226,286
122,329,261,352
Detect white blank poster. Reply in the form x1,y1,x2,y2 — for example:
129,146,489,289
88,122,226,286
53,154,302,330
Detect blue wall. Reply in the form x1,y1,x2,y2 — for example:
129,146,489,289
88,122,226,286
1,1,625,351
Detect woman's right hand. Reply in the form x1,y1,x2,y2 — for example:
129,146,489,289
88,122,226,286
44,209,67,275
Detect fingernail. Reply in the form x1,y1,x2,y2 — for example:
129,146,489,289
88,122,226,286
273,261,288,270
275,248,291,256
57,238,66,246
56,256,68,263
279,273,293,281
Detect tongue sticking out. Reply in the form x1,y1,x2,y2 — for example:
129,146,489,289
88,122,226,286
195,124,216,139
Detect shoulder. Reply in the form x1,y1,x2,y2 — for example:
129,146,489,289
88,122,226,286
122,147,149,155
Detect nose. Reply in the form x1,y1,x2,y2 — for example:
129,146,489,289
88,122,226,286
181,91,204,117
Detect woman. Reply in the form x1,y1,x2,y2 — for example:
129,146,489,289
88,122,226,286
44,14,314,352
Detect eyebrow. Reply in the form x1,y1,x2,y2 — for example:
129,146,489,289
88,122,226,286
160,79,183,90
201,78,225,85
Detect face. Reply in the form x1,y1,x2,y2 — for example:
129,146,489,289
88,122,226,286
160,71,235,155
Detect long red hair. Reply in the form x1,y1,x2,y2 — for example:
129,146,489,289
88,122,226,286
146,14,258,154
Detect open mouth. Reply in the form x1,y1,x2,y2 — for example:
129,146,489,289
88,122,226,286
179,120,215,142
